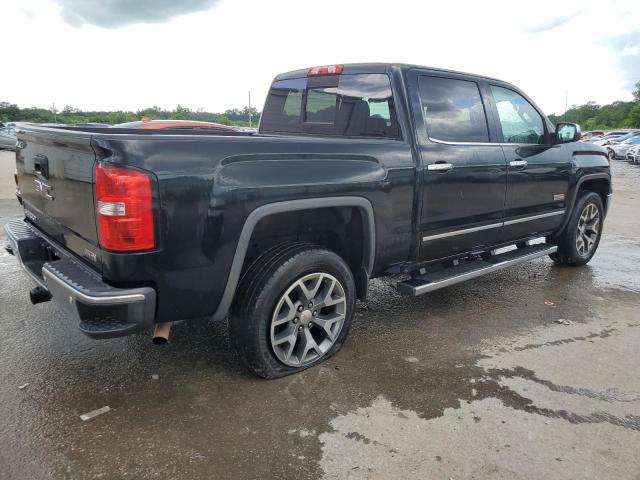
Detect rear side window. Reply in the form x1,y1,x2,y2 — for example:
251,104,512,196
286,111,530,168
260,78,305,133
260,73,400,138
418,76,489,143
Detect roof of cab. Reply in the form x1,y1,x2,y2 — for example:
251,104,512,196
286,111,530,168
274,62,506,84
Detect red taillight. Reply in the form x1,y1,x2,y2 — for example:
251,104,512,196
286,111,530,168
307,64,344,76
95,164,155,251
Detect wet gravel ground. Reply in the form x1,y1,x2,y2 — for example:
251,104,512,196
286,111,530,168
1,151,639,479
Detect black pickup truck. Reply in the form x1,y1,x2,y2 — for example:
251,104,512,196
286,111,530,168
5,63,611,378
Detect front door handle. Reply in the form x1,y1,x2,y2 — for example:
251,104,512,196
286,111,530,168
428,163,454,172
509,159,528,168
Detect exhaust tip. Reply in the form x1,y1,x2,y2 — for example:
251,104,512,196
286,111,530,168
152,322,172,345
29,286,51,305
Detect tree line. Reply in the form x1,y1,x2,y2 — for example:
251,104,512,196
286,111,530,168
0,103,261,127
2,80,639,131
548,81,640,130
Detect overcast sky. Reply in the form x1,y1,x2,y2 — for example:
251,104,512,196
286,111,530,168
2,0,639,116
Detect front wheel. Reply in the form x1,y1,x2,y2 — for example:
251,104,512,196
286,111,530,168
229,243,355,378
550,191,604,266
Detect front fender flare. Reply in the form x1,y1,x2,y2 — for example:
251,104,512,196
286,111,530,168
554,172,611,237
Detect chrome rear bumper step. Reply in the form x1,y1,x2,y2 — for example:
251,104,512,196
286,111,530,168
397,243,558,296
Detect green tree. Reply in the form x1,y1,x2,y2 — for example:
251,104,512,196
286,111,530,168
0,102,20,121
627,103,640,128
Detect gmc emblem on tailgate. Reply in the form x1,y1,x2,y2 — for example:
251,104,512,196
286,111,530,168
34,179,54,200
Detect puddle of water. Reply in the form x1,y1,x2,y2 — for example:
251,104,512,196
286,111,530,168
588,235,640,292
319,395,640,480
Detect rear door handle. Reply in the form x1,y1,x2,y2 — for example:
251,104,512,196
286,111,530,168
509,159,528,168
33,154,50,179
428,163,454,172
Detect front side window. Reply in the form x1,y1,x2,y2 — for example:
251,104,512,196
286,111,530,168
490,85,545,144
418,76,489,143
260,73,400,138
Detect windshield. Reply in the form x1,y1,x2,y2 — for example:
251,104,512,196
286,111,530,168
616,132,636,142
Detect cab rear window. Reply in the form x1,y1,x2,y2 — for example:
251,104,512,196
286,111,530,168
260,73,400,139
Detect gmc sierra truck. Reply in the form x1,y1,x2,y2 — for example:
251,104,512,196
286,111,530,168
4,63,611,378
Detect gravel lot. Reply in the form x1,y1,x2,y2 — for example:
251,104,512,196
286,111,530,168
1,149,639,479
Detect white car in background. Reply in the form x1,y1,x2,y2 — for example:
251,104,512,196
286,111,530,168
610,135,640,160
590,131,629,147
627,145,640,164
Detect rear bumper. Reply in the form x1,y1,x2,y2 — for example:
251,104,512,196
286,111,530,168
4,219,156,339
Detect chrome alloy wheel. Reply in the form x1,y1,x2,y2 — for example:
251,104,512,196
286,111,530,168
576,203,600,257
270,272,346,367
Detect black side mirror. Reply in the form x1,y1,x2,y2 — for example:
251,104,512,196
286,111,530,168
555,122,581,143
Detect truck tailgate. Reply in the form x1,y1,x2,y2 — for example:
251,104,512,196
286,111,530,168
16,127,101,270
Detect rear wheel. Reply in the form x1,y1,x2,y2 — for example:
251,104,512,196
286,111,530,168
550,191,603,266
229,243,355,378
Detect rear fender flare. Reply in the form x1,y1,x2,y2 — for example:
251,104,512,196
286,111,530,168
212,196,376,320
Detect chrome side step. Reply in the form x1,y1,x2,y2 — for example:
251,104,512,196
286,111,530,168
397,243,558,296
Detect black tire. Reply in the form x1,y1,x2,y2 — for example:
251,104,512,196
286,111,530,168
607,149,615,161
229,242,356,378
550,191,604,266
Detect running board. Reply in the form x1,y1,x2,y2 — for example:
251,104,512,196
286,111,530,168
397,243,558,296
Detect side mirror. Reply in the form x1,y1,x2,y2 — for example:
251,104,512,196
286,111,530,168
555,122,581,143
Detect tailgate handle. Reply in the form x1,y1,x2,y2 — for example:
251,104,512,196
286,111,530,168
33,154,50,179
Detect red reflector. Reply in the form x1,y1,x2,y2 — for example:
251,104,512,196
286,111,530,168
95,164,154,251
307,64,344,76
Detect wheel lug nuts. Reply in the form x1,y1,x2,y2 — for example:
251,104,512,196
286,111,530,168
298,326,303,331
309,322,313,327
308,302,313,308
293,317,299,324
297,305,304,312
312,311,317,316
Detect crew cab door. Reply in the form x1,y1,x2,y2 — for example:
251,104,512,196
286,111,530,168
485,85,571,241
407,71,507,261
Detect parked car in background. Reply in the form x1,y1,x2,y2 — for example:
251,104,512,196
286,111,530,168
581,130,605,140
590,131,631,146
627,145,640,164
607,131,640,145
609,135,640,160
111,119,241,131
0,124,17,150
